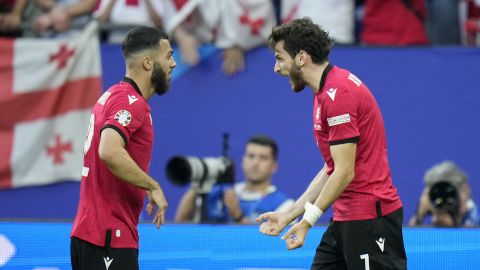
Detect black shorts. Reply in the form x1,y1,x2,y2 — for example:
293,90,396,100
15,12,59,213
311,207,407,270
70,232,139,270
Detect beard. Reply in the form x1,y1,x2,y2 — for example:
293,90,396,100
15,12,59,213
151,62,170,96
289,63,306,93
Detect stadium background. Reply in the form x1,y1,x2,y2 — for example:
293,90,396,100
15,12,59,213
0,43,479,269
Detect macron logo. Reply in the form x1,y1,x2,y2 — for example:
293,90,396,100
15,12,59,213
128,95,138,105
376,237,385,253
327,88,337,101
103,257,113,270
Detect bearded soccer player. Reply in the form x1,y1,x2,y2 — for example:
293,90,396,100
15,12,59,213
70,26,176,270
256,18,407,269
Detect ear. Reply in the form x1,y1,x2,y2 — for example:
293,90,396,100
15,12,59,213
296,50,308,66
142,56,153,72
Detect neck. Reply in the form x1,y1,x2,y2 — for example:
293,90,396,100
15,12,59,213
125,71,154,100
245,179,271,193
303,62,330,94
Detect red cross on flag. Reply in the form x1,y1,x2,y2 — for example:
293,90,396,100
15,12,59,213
0,22,102,189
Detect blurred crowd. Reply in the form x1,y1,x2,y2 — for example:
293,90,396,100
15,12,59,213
1,0,479,75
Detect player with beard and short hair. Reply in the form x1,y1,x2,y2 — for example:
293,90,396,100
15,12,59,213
70,26,176,270
256,18,407,270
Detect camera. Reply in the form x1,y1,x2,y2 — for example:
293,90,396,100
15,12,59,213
429,181,460,214
166,156,235,194
166,133,235,194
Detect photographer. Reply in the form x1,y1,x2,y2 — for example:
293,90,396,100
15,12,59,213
409,161,479,227
175,135,294,224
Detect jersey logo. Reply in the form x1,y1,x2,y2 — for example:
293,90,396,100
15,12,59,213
348,73,362,87
103,257,113,270
375,237,385,252
128,95,139,105
97,91,111,105
316,107,320,120
314,124,322,130
327,88,337,101
114,110,132,126
327,113,351,126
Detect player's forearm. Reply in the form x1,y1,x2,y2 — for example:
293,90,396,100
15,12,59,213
100,147,160,192
313,166,354,212
285,167,328,222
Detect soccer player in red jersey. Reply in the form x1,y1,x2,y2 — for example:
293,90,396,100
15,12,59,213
70,26,176,270
256,18,407,269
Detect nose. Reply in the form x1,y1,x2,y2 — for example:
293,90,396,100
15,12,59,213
171,58,177,69
274,62,280,73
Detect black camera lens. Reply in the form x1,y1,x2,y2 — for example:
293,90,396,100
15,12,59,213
429,181,459,211
166,157,193,185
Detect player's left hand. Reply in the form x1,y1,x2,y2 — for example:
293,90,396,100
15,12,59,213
281,219,311,250
147,188,168,229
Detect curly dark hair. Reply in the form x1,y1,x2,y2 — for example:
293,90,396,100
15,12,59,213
268,17,332,64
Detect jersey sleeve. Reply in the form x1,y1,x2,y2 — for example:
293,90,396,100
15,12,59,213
102,94,146,145
323,86,360,145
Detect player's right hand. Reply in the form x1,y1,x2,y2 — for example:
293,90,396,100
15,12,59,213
149,188,168,229
256,211,289,236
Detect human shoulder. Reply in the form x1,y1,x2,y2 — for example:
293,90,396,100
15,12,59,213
105,82,149,112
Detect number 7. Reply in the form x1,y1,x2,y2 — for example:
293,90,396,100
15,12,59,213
360,254,370,270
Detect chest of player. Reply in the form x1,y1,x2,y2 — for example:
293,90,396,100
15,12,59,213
312,96,333,161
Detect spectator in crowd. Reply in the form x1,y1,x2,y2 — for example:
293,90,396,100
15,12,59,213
168,0,276,76
94,0,171,43
425,0,461,45
361,0,429,45
216,0,276,75
0,0,28,36
281,0,355,45
175,135,294,224
463,0,480,46
32,0,97,37
409,161,479,227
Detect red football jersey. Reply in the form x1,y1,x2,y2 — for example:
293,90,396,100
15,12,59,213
71,78,153,248
313,65,402,221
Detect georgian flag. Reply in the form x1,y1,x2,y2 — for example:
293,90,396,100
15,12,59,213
0,22,102,189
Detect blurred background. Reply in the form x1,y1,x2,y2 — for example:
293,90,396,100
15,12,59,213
0,0,479,269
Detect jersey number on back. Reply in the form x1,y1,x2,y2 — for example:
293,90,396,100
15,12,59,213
83,113,95,155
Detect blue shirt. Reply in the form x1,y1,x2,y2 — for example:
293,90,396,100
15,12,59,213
206,182,294,223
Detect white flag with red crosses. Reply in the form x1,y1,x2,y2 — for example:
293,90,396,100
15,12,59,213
0,22,102,189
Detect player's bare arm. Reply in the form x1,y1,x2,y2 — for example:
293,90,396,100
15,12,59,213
256,165,328,236
99,128,168,228
313,143,356,212
280,143,356,250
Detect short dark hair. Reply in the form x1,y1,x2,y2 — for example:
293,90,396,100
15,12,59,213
247,135,278,161
122,26,169,59
268,17,332,64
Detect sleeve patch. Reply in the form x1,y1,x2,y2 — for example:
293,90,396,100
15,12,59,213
327,113,351,126
114,110,132,126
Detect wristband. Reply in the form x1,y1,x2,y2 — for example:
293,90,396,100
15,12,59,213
303,202,323,226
